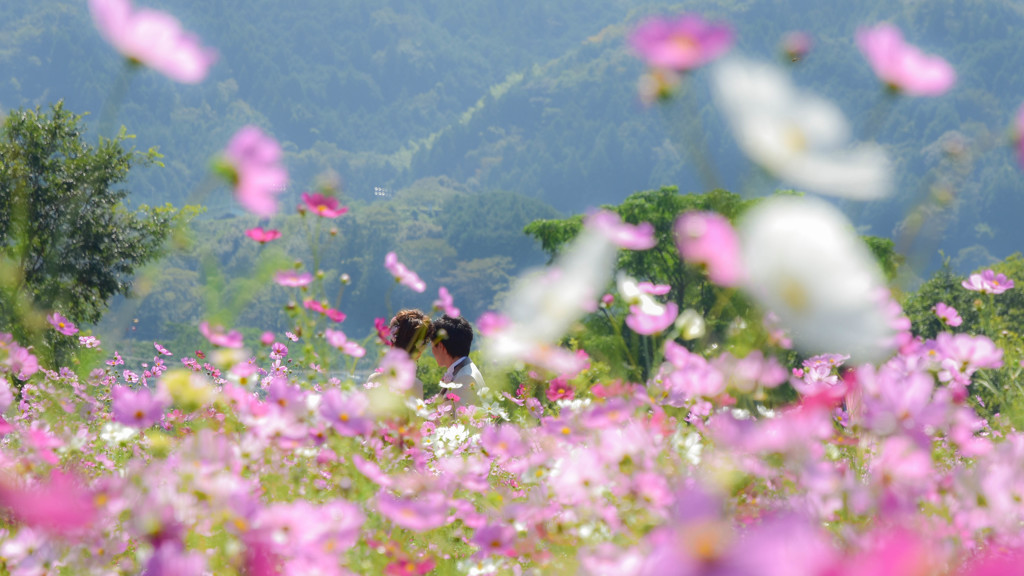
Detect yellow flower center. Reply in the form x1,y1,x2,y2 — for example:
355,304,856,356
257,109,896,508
780,277,810,313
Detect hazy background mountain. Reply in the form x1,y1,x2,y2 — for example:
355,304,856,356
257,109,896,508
2,0,1023,355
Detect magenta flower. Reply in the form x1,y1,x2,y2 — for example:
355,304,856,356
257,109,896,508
47,312,78,336
111,385,167,428
961,269,1014,294
88,0,216,84
219,126,288,218
319,389,373,436
856,23,955,96
384,252,426,293
433,287,460,317
933,302,963,327
198,321,243,349
300,192,348,218
376,490,449,532
245,227,281,244
473,524,517,557
675,211,742,286
275,271,314,287
324,328,365,358
629,14,733,72
154,342,173,356
584,210,656,250
546,377,575,402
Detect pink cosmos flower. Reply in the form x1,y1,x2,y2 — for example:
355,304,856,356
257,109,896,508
626,301,679,335
6,344,39,380
384,252,426,293
79,335,100,348
198,321,243,349
0,471,97,536
433,287,460,317
47,312,78,336
88,0,217,84
961,269,1014,294
220,126,288,218
374,348,417,392
245,227,281,244
472,524,517,557
319,389,373,436
111,385,167,428
374,318,391,345
629,14,733,72
475,312,509,336
154,342,173,356
275,271,314,287
546,377,575,402
300,192,348,218
324,328,365,358
376,491,449,532
1014,103,1024,169
675,211,742,286
856,23,956,96
781,31,812,63
584,210,656,250
933,302,963,327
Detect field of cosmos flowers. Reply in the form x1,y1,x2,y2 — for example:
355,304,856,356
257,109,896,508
4,1,1024,575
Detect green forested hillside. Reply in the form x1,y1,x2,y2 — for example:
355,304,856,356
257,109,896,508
4,0,1024,351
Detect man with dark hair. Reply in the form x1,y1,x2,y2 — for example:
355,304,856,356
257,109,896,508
430,315,485,406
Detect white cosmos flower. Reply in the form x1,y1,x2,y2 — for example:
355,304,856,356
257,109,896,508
485,225,618,370
713,57,892,200
738,195,895,362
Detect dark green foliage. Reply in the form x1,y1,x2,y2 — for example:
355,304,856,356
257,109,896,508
0,102,181,361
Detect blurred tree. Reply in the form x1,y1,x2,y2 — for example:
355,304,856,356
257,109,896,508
0,102,188,363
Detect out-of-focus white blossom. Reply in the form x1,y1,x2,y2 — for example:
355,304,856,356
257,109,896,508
713,57,891,200
738,195,895,362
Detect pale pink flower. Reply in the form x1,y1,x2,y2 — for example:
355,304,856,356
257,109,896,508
324,328,365,358
626,302,679,335
220,126,288,218
629,14,733,72
47,312,78,336
475,312,509,336
675,211,742,286
6,344,39,380
433,287,460,317
245,227,281,244
376,491,448,532
961,269,1014,294
0,471,96,536
1014,103,1024,169
300,192,348,218
88,0,216,84
856,23,955,96
933,302,963,327
111,385,167,428
198,321,243,349
781,31,812,63
472,524,517,557
154,342,172,356
79,335,100,348
384,252,426,292
319,389,373,436
374,348,417,392
275,271,313,288
584,210,656,250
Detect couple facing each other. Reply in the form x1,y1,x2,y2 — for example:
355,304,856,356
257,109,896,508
371,310,485,406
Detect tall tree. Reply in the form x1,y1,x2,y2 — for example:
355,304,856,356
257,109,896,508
0,102,183,362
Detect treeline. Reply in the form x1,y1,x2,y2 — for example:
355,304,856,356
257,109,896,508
3,0,1024,270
